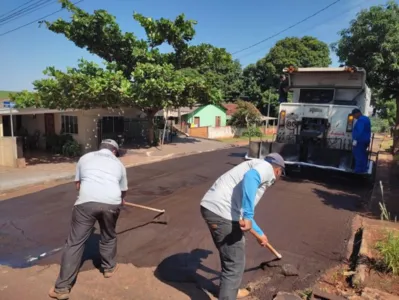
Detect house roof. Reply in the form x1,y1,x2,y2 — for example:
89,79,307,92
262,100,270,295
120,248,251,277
156,104,227,118
222,103,238,116
155,105,200,117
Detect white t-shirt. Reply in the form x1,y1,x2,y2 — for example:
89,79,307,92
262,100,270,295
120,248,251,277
74,149,128,206
200,159,275,221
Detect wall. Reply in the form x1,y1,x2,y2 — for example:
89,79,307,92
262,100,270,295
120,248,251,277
54,107,142,153
186,105,227,127
188,126,208,138
0,116,2,137
207,126,277,139
0,137,17,167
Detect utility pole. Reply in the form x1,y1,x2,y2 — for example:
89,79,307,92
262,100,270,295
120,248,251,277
266,89,271,131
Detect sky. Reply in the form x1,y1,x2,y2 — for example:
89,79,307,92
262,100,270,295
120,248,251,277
0,0,389,91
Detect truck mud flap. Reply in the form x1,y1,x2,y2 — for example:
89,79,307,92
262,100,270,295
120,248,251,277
245,141,373,175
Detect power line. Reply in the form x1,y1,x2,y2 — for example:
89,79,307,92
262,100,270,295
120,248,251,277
236,0,372,61
0,0,56,26
232,0,342,55
0,0,84,37
0,0,36,18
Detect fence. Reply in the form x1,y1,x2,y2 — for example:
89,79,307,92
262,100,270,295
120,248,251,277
188,126,277,139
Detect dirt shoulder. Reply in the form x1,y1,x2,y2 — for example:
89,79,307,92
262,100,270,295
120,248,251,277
0,263,217,300
312,136,399,300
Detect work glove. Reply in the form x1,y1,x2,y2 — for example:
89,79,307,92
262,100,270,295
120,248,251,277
352,140,357,147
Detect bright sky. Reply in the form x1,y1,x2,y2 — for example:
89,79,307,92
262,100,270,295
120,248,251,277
0,0,388,91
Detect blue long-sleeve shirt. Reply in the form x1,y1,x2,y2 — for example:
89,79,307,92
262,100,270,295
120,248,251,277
241,168,264,236
352,115,371,144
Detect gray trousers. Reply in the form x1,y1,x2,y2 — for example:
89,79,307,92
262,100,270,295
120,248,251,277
200,206,245,300
55,202,121,291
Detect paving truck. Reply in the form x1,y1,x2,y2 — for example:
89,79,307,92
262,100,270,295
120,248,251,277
245,66,376,179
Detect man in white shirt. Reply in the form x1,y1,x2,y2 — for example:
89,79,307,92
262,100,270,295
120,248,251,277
49,139,128,300
200,153,285,299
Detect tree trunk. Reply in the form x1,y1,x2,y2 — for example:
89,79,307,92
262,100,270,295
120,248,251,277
393,95,399,154
146,109,158,146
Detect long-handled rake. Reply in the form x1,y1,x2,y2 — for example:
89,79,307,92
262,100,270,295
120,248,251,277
124,202,168,224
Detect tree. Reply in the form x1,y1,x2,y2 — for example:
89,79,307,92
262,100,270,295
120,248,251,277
12,0,237,145
241,36,331,116
229,100,262,127
266,36,331,74
332,1,399,152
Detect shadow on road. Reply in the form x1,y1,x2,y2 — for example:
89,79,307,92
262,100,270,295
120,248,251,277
154,249,219,299
282,168,371,213
228,152,246,158
80,232,102,271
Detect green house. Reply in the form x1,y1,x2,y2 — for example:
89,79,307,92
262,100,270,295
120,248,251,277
182,104,227,127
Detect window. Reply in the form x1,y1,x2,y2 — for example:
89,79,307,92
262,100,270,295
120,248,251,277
102,116,124,134
299,89,335,104
61,115,78,134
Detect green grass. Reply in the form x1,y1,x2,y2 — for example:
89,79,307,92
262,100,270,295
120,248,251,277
376,230,399,275
0,90,17,99
380,138,393,152
375,202,399,275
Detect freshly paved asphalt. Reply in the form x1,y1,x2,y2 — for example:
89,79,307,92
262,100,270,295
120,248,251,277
0,147,370,299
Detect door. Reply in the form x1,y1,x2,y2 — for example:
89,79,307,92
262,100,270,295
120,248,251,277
215,116,221,127
194,117,200,127
44,114,55,135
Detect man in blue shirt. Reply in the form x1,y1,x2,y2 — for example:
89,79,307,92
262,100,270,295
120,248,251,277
200,153,285,299
351,108,371,173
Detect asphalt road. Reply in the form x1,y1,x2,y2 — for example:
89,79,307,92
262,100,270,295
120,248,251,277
0,147,369,299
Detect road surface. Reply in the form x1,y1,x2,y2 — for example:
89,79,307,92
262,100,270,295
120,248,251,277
0,147,368,299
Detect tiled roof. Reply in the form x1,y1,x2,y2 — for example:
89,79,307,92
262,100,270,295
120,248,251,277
222,103,238,116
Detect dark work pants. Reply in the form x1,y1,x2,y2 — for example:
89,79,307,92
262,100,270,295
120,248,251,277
55,202,121,291
200,206,245,300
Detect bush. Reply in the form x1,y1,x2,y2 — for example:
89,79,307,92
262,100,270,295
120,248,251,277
371,117,390,133
62,139,81,157
242,126,262,138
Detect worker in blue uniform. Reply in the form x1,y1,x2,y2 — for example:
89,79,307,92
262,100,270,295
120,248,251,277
351,108,371,173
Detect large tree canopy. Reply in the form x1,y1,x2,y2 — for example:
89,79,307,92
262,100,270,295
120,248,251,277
241,36,331,117
12,0,238,144
332,0,399,151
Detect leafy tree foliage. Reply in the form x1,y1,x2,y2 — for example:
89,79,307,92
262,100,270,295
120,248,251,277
11,0,238,145
229,100,262,127
332,1,399,151
241,36,331,116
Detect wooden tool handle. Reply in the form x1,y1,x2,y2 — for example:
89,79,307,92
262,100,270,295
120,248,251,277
250,229,282,259
124,202,165,213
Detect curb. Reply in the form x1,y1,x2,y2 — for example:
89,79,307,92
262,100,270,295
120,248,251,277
0,145,241,195
352,226,367,289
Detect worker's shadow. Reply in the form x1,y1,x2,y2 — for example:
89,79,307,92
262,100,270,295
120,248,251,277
154,248,220,300
80,231,102,271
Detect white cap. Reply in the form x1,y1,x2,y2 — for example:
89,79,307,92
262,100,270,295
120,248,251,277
101,139,120,156
265,153,285,169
